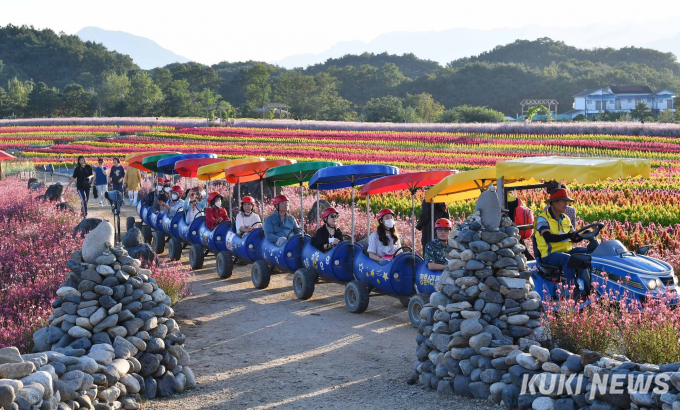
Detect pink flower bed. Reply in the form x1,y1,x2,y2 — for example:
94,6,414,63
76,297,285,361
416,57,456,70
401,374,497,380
543,281,680,364
0,177,81,351
0,177,194,352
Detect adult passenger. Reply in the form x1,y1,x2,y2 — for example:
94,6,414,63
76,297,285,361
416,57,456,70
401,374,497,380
205,192,229,230
423,218,454,271
235,196,262,236
183,187,206,224
367,208,401,265
264,195,299,246
159,186,184,217
314,207,343,252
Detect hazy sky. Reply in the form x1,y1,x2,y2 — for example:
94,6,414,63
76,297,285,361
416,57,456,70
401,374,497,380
1,0,679,64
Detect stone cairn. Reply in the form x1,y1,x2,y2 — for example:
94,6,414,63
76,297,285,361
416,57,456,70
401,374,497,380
412,195,680,410
0,221,195,410
411,190,546,406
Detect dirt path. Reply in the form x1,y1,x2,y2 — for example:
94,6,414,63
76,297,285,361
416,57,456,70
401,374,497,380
83,199,500,410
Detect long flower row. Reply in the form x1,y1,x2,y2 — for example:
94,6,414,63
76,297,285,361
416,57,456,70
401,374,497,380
161,126,680,144
76,136,680,161
4,118,680,137
0,126,173,134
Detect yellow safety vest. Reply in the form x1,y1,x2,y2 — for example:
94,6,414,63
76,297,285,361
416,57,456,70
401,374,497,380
533,209,572,257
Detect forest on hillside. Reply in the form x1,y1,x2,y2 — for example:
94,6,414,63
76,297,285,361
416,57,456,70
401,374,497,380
1,25,679,122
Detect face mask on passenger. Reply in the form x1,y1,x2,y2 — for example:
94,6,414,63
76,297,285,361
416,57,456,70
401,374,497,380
164,187,171,193
383,218,395,229
171,194,179,201
157,186,162,192
215,200,222,208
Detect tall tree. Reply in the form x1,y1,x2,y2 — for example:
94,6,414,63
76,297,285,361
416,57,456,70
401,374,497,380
244,64,275,111
61,83,94,117
364,96,404,122
100,71,130,114
163,79,193,117
168,62,222,93
7,77,31,113
310,73,356,121
195,88,221,109
25,82,60,117
0,86,11,117
403,93,445,122
631,101,653,120
273,71,317,118
150,68,174,93
127,72,163,116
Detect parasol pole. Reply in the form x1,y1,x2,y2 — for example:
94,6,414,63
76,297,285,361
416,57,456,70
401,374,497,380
259,176,265,223
227,181,232,222
431,201,435,242
237,177,241,208
316,188,320,231
351,182,355,245
366,194,370,239
412,190,416,254
299,175,304,228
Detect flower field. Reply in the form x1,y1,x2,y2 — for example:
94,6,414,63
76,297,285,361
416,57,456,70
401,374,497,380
0,122,679,353
13,127,680,170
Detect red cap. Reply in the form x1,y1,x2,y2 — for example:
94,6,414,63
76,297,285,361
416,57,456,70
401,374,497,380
435,218,453,229
171,185,184,195
376,208,394,221
207,192,223,205
547,188,575,203
321,207,339,221
273,195,289,206
157,177,163,183
241,196,255,204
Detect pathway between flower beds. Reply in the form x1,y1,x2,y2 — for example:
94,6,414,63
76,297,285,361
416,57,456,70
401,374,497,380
84,203,497,409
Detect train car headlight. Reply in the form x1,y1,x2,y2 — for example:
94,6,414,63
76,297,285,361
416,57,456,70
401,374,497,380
647,279,657,290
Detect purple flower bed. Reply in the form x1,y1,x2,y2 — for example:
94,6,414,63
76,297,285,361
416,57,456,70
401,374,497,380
2,117,680,137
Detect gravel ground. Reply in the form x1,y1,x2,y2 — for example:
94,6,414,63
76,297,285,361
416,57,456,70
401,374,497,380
81,195,502,410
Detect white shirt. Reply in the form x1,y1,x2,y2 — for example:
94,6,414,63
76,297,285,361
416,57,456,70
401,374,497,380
367,231,401,258
186,202,202,224
236,212,262,234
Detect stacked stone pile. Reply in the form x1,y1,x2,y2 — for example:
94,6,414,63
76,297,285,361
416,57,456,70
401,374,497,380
0,221,196,410
412,195,680,409
412,205,546,405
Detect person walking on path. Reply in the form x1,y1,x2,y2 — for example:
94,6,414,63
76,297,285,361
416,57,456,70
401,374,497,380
109,157,125,193
66,156,94,218
123,165,142,206
94,158,108,207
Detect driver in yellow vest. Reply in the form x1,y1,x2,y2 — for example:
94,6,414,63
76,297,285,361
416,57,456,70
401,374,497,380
533,188,588,290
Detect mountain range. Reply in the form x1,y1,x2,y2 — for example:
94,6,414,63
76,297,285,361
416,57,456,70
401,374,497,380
273,20,680,68
76,27,190,70
76,20,680,71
